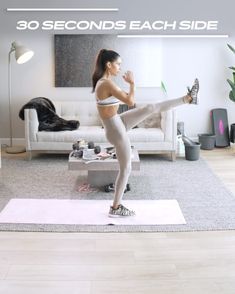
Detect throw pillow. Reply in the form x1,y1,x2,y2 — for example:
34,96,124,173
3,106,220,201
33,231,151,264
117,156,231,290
118,103,138,129
137,113,161,128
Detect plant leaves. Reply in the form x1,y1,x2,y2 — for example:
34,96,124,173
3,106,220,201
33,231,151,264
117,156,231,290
161,81,167,94
227,78,235,91
229,66,235,71
229,91,235,102
227,43,235,54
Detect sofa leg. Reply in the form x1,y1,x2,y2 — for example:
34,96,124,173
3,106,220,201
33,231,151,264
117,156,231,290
171,151,176,162
26,151,32,161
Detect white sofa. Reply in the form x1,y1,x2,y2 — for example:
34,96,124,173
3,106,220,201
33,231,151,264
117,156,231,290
24,101,177,160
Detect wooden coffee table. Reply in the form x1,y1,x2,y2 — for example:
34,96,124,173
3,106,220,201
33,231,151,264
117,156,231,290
68,147,140,187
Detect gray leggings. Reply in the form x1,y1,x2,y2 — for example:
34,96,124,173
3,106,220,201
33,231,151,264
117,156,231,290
101,96,186,207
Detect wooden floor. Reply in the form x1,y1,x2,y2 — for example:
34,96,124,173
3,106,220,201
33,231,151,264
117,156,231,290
0,148,235,293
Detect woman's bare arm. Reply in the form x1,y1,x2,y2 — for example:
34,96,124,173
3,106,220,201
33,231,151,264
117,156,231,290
107,81,134,106
108,71,135,106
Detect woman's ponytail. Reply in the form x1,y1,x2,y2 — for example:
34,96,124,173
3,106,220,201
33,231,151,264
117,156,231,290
92,49,120,92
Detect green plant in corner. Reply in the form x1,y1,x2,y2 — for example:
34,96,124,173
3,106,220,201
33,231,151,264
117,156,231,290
161,81,167,95
227,43,235,103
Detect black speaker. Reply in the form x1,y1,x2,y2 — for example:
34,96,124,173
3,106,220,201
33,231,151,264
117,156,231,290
211,108,230,147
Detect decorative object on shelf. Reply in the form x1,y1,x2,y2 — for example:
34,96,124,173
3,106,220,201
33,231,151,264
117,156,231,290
6,41,34,154
211,108,230,147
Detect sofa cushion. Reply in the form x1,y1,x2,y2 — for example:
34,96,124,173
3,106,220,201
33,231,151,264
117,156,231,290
54,101,102,126
137,113,161,128
37,126,106,143
36,126,164,143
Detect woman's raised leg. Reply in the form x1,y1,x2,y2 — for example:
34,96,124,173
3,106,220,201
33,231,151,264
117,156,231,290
120,78,199,131
120,96,186,131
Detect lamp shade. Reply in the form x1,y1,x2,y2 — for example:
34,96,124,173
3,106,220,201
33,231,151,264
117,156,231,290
12,41,34,64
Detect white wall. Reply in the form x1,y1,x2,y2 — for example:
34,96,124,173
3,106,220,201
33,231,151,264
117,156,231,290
163,37,235,137
0,34,165,140
1,34,235,141
0,0,235,141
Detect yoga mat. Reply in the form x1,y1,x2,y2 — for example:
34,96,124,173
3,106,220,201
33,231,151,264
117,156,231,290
0,199,186,225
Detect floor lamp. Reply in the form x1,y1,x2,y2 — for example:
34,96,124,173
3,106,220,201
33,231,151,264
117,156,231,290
6,41,34,154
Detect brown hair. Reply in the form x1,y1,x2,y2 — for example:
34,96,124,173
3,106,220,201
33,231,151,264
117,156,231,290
92,49,120,92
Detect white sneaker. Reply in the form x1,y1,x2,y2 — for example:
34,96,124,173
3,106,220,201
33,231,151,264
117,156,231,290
187,78,199,104
108,204,136,218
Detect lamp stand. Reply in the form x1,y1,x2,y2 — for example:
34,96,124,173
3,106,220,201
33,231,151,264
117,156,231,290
6,45,26,154
6,146,26,154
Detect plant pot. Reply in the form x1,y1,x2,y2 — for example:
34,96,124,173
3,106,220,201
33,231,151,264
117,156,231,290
230,124,235,143
185,142,201,161
198,134,216,150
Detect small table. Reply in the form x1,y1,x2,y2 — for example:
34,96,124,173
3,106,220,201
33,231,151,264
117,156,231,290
68,147,140,187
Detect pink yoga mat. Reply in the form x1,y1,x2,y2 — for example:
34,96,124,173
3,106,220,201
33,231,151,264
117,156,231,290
0,199,186,225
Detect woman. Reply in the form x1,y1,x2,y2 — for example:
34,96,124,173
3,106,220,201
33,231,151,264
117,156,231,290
92,49,199,217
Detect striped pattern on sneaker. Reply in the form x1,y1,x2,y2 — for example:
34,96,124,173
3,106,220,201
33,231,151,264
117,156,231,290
108,204,136,218
187,78,199,104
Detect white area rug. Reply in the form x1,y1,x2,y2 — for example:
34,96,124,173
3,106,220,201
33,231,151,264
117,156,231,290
0,199,186,225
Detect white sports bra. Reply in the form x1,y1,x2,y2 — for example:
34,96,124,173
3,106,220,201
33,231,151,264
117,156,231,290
96,95,120,107
95,78,120,107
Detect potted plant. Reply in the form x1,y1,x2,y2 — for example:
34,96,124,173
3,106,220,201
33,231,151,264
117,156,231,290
227,44,235,143
227,44,235,103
